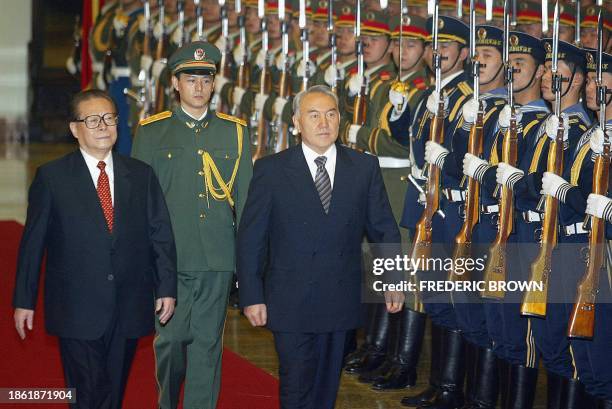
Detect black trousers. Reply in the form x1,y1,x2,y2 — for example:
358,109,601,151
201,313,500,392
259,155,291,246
273,331,347,409
58,319,138,409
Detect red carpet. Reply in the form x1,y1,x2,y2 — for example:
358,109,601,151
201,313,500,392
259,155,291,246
0,221,279,408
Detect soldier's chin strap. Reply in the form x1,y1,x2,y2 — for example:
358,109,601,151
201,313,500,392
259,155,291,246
559,64,578,99
441,45,464,76
513,65,538,95
402,48,425,76
480,61,504,87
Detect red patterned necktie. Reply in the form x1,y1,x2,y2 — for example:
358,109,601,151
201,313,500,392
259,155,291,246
97,161,113,232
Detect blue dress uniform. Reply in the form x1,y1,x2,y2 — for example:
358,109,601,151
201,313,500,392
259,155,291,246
395,16,473,408
108,6,143,155
564,49,612,405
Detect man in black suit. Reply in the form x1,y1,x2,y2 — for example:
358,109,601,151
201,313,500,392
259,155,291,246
237,85,405,409
12,90,177,409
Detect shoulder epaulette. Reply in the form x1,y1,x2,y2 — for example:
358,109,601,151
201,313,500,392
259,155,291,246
494,99,506,105
536,113,548,119
412,77,428,90
139,110,172,126
457,82,473,96
216,112,247,126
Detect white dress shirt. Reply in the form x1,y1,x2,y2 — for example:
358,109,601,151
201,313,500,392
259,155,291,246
182,107,208,121
80,149,115,205
302,143,337,188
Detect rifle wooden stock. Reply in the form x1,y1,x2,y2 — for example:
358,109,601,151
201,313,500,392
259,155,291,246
567,143,610,338
521,128,565,317
409,102,445,271
349,82,367,149
450,111,484,282
481,117,519,299
154,20,167,113
233,61,251,119
275,67,291,151
252,64,271,162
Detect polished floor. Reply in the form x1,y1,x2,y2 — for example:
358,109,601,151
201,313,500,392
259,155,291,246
1,141,549,408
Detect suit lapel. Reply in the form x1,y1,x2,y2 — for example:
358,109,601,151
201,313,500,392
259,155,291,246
70,151,111,235
327,145,353,215
112,152,131,244
283,146,325,214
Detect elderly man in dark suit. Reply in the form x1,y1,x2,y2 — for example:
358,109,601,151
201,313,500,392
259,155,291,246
12,89,177,409
237,85,405,409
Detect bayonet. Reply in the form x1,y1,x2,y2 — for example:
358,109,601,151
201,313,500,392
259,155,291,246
328,0,339,92
575,0,581,46
194,0,204,41
300,0,310,90
177,0,185,47
542,0,549,34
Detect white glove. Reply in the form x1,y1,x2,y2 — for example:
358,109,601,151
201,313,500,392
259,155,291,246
255,49,267,69
233,86,246,106
153,21,164,40
66,56,77,75
324,65,343,86
348,124,361,144
463,153,490,181
297,59,316,78
389,89,407,112
589,126,605,155
496,162,524,189
152,59,166,79
214,76,229,95
95,73,106,90
171,27,184,45
113,15,128,36
255,93,268,112
233,46,247,64
140,54,153,72
462,98,483,124
586,193,612,220
424,141,449,168
497,104,524,129
426,90,449,116
545,114,569,142
540,171,571,202
273,97,288,117
215,36,227,52
347,74,364,97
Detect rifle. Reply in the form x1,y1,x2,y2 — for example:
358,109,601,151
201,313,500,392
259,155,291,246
521,2,564,317
154,0,168,113
139,0,154,119
103,3,123,88
194,0,204,41
567,11,610,339
300,0,311,92
328,0,339,94
271,0,291,152
408,0,444,265
211,0,231,113
349,0,367,149
251,0,271,161
389,0,408,112
70,15,82,77
481,0,519,298
450,0,483,282
231,0,250,118
177,0,186,47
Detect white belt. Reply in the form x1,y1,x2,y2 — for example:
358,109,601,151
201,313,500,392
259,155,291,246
563,222,588,236
92,62,104,73
111,66,131,78
443,188,466,203
522,210,542,223
378,156,411,169
481,204,499,214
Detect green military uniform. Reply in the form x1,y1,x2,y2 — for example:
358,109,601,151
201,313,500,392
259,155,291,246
132,41,253,409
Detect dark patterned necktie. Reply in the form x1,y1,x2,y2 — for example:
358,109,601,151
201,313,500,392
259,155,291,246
97,161,113,232
314,156,332,214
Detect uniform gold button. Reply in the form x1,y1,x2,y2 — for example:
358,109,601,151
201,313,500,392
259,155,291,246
198,193,204,198
198,170,204,176
199,213,206,219
195,128,201,133
167,153,172,159
224,154,229,159
197,149,204,155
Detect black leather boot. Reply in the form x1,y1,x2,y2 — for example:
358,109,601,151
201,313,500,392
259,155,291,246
559,378,587,409
401,322,442,407
547,371,564,409
359,310,402,383
418,328,466,409
497,359,510,409
372,308,426,390
461,342,479,407
505,364,538,409
598,398,612,409
345,303,390,374
462,347,498,409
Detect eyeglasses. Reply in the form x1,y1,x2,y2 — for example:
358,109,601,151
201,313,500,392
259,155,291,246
73,113,119,129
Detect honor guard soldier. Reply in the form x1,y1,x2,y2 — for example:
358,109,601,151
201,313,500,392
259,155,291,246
496,38,591,409
580,6,611,52
350,15,431,392
469,31,550,409
106,1,144,155
547,2,577,44
516,1,543,39
396,14,473,409
132,40,253,409
89,1,120,90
